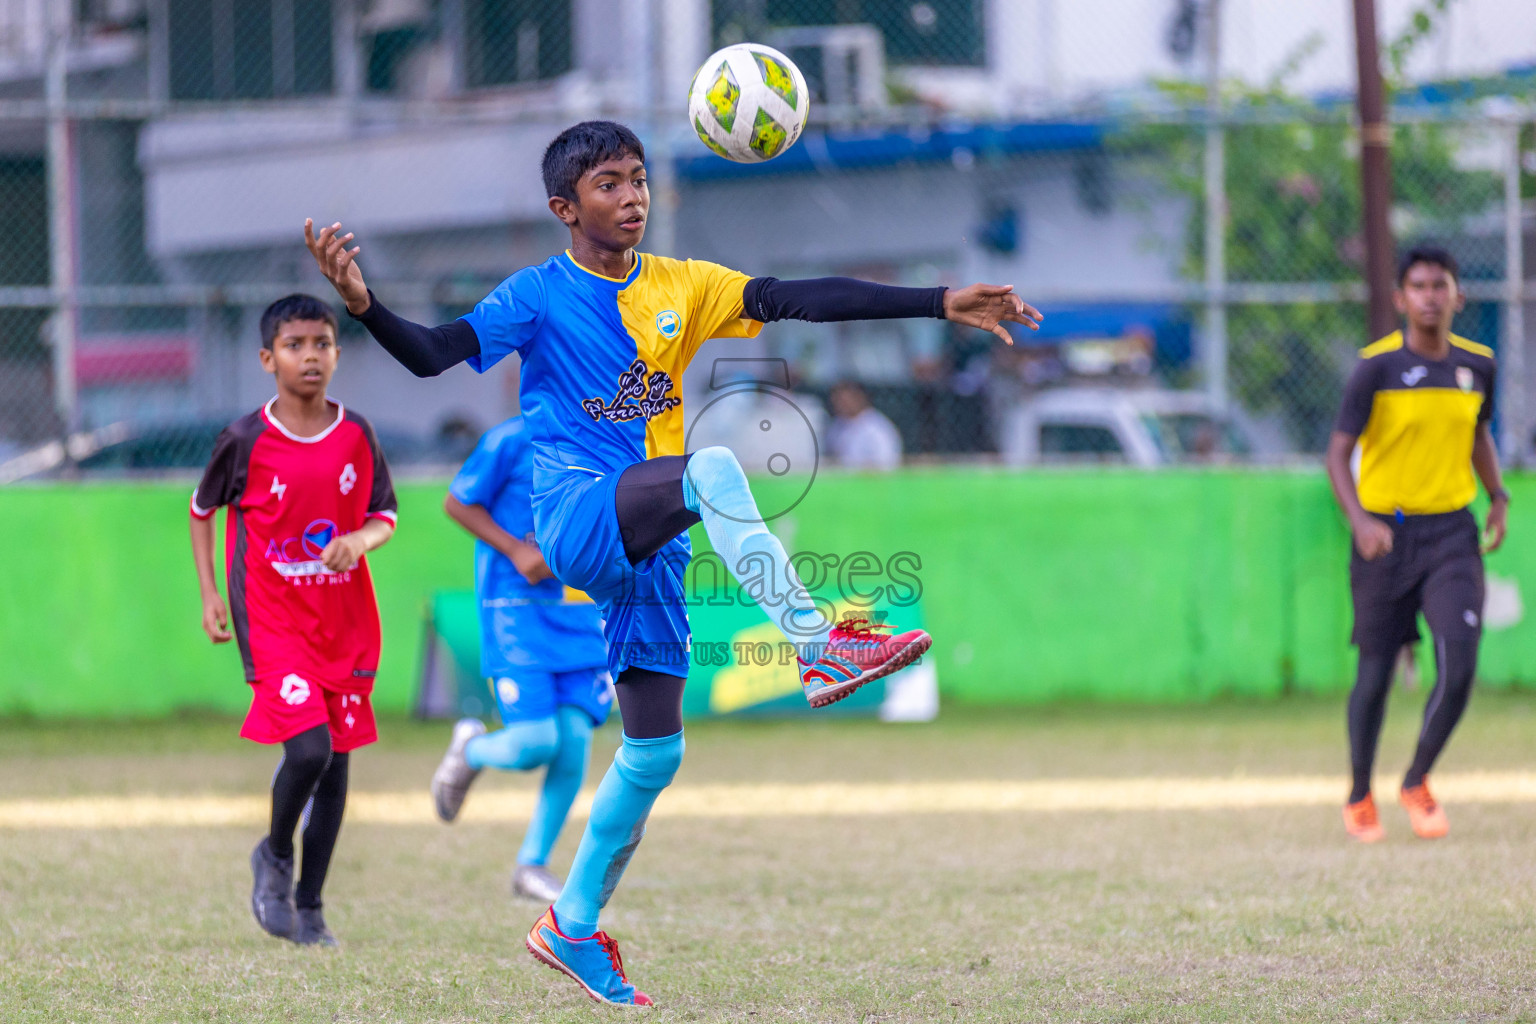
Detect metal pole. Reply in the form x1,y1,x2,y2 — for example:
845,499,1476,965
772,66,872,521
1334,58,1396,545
333,0,362,107
1501,121,1527,465
1202,0,1227,414
146,0,170,103
641,0,678,259
45,7,79,440
1351,0,1396,339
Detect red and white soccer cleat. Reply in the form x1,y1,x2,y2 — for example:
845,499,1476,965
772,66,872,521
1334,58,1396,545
798,616,932,709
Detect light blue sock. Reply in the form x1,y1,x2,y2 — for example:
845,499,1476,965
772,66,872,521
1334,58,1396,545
517,706,594,867
684,446,832,654
552,730,684,937
465,717,558,772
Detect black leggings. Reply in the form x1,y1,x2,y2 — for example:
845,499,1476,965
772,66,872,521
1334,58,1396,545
615,667,687,739
1348,631,1480,802
267,724,350,909
614,454,698,566
1347,651,1396,803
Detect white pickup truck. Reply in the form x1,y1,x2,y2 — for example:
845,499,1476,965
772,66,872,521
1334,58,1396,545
999,387,1252,467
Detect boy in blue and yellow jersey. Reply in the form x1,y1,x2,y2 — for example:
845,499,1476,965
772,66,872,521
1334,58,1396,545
1325,246,1509,845
305,120,1042,1006
427,416,612,906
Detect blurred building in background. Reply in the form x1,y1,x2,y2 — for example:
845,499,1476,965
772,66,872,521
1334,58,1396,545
0,0,1532,476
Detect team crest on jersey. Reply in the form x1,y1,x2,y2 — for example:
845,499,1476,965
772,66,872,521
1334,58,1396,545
1456,366,1474,392
339,462,357,495
495,677,519,706
582,359,681,424
655,309,681,339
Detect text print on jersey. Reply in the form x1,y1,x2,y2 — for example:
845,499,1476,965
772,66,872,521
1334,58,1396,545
582,359,681,424
266,518,355,582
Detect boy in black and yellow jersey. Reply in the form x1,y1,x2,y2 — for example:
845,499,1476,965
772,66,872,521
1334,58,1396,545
1325,246,1509,843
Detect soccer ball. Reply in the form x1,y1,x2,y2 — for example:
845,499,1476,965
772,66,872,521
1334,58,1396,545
688,43,810,163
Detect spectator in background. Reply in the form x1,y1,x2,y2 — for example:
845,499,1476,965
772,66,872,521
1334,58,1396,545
435,413,484,462
827,380,902,471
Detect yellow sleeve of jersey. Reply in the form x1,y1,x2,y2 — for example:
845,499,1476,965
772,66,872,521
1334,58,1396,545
682,259,764,363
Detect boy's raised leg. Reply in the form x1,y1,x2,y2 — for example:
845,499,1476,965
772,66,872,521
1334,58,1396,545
679,446,931,705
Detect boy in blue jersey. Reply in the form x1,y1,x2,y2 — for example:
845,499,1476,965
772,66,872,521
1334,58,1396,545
428,415,612,904
305,120,1040,1006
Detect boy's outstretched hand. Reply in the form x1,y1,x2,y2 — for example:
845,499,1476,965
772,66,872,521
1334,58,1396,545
305,218,371,315
943,284,1042,344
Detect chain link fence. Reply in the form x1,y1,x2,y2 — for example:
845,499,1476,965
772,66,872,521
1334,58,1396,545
0,0,1532,480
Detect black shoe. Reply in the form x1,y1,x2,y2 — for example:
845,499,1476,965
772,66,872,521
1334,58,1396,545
250,839,297,940
294,906,338,947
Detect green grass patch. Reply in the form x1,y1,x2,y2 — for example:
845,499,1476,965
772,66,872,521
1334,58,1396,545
3,697,1536,1021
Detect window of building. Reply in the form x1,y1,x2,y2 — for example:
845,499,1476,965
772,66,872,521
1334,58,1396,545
715,0,983,67
166,0,333,101
1039,424,1126,462
464,0,573,88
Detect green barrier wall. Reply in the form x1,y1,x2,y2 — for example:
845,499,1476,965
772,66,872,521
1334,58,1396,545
2,471,1532,717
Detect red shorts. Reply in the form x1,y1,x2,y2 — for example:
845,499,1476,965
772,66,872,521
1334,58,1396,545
240,672,378,753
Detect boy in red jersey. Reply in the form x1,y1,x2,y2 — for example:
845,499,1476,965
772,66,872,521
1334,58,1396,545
189,294,398,946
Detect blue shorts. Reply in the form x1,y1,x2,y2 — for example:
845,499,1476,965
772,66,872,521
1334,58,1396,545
534,468,692,679
488,667,614,727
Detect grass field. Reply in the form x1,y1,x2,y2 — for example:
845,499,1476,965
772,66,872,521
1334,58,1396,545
4,695,1536,1023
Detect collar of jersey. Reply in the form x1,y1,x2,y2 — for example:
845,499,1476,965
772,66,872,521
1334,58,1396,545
1371,329,1480,364
263,396,344,444
564,249,644,287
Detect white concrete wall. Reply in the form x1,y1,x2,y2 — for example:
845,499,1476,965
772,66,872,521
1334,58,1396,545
677,157,1184,294
140,109,564,257
926,0,1536,113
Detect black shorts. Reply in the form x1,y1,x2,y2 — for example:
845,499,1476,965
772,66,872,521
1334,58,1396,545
1349,508,1484,654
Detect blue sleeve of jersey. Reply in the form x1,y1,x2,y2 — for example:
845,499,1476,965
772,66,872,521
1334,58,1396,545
463,267,547,373
450,423,522,508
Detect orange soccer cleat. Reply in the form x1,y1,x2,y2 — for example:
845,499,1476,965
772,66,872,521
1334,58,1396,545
1399,779,1449,839
1342,794,1386,843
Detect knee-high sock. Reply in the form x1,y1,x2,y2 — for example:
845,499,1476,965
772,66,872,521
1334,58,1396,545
684,446,831,653
518,706,594,867
269,723,332,859
1405,631,1478,788
1347,651,1395,803
552,730,684,937
465,716,559,771
295,751,348,910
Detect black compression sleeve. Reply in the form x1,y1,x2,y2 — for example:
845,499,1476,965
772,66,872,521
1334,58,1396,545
349,290,481,377
743,276,946,324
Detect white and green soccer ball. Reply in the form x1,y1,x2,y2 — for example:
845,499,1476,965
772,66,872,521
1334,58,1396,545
688,43,810,163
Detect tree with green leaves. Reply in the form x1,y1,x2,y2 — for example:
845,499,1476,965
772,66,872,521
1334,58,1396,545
1118,26,1508,451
